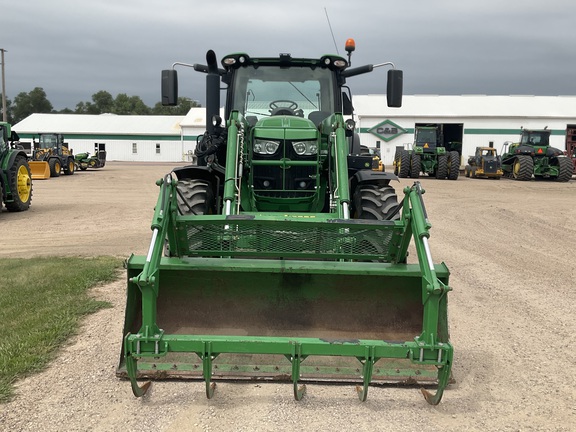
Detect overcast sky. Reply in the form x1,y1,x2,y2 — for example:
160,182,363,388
4,0,576,110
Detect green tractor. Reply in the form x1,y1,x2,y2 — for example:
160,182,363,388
395,126,460,180
501,128,573,181
120,41,453,405
1,122,32,212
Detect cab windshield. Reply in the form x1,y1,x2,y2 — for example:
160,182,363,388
38,134,59,149
231,66,335,123
416,129,438,144
521,132,549,146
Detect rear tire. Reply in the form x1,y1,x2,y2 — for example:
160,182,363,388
553,157,573,182
436,155,448,179
5,155,32,212
464,165,471,177
512,155,533,181
447,151,460,180
352,184,400,221
410,154,421,178
63,158,75,175
176,179,215,215
398,150,411,178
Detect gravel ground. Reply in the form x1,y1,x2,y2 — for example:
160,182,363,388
1,162,575,431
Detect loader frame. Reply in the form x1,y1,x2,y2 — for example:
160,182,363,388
121,177,453,404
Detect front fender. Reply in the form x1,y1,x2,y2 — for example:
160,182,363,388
349,170,399,194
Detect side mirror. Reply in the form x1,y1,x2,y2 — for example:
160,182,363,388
386,69,403,108
161,69,178,106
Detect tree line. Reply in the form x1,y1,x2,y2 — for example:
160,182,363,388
1,88,201,124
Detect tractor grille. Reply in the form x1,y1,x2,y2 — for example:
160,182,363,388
174,216,402,262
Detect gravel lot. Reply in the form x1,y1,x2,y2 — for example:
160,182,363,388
1,161,575,431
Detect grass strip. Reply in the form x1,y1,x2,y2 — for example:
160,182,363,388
0,256,122,402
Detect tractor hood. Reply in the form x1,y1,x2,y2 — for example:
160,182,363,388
253,116,318,140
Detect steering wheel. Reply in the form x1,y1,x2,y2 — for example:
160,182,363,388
269,100,300,116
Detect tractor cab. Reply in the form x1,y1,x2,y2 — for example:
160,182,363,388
414,126,440,153
520,129,550,147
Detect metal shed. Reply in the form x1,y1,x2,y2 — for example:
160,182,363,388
14,113,187,162
353,95,576,167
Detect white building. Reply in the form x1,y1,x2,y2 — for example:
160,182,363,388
13,96,576,167
354,95,576,167
14,112,197,162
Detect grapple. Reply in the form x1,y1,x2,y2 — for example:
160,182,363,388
118,178,453,404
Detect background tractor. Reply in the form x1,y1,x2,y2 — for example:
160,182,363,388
74,143,107,171
119,41,453,405
465,146,503,179
29,133,75,179
394,125,460,180
501,128,573,181
1,122,32,212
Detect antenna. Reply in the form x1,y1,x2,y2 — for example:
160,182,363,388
324,7,339,55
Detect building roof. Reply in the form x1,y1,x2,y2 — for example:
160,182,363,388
13,113,184,135
354,95,576,119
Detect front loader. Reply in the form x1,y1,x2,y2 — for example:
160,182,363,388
119,40,453,405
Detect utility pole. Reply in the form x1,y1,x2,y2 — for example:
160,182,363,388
1,48,6,122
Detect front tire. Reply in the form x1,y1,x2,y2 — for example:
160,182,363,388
410,154,421,179
398,150,411,178
512,155,533,181
176,179,215,215
447,151,460,180
553,157,573,182
352,184,400,221
436,155,448,179
5,155,32,212
49,158,61,177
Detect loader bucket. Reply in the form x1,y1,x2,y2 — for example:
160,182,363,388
119,180,453,404
29,161,50,180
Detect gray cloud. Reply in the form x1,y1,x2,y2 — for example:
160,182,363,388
4,0,576,110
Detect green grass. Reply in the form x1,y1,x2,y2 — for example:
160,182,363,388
0,256,122,402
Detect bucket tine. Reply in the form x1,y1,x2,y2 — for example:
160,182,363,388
420,363,452,405
355,348,375,402
203,343,217,399
125,354,151,397
290,344,306,401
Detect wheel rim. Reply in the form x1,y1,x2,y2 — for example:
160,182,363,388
513,160,520,176
55,161,61,172
17,165,32,202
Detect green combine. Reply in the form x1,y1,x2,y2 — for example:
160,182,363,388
119,41,453,405
1,122,32,212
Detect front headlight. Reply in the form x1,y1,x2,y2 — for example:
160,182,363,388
292,140,318,156
254,139,280,155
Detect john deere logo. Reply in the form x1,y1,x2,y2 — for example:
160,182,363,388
368,119,406,142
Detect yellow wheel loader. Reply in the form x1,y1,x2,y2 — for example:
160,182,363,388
29,133,75,179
